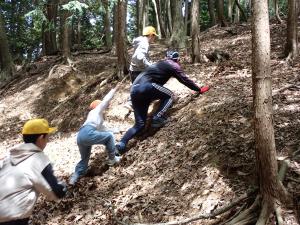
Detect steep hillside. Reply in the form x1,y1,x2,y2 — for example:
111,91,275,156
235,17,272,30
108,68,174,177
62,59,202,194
1,22,300,225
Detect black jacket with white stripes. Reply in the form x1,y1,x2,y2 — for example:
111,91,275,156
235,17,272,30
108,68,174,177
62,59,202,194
132,59,200,92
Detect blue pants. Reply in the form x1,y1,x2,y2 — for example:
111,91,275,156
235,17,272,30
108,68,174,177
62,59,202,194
74,125,116,177
0,219,29,225
120,83,173,146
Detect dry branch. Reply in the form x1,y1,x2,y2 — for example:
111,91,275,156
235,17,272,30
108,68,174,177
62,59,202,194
272,84,300,96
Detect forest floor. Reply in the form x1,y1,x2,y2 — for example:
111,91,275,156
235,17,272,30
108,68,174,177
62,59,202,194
1,22,300,225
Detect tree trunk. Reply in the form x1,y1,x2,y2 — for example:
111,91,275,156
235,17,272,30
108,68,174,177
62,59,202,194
184,0,189,36
273,0,283,24
234,0,247,22
228,0,234,23
59,0,72,58
208,0,216,26
103,0,112,48
77,20,81,49
155,0,166,38
191,0,201,63
167,0,173,35
152,0,161,37
143,0,149,29
252,0,283,217
116,0,128,78
61,7,71,59
170,0,186,49
216,0,227,27
285,0,298,61
233,0,240,23
137,0,144,35
0,14,14,80
43,0,58,56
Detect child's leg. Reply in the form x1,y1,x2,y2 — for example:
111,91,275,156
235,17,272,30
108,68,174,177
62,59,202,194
88,130,116,160
74,145,92,176
150,83,173,119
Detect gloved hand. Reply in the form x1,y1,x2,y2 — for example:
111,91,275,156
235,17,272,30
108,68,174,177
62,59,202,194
199,86,210,94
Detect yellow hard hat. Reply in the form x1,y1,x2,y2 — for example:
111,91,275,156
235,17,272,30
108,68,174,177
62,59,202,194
22,119,57,135
142,26,158,36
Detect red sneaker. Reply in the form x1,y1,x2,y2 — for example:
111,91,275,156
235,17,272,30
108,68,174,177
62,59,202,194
200,86,210,94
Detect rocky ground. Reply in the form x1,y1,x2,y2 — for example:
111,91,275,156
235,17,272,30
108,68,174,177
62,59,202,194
1,22,300,225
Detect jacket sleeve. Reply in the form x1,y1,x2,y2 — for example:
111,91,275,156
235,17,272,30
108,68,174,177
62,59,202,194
27,153,66,201
93,88,117,115
170,61,200,92
135,42,151,67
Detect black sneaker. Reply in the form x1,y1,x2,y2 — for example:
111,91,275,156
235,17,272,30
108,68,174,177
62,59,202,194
151,117,168,128
116,142,126,155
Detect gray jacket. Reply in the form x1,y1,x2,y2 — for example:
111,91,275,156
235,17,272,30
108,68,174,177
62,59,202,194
129,36,152,72
0,143,66,222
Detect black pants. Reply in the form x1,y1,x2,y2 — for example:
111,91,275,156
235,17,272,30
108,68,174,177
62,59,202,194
0,218,29,225
120,82,173,145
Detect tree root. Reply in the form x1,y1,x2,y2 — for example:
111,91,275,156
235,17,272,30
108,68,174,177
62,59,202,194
225,195,260,225
112,189,257,225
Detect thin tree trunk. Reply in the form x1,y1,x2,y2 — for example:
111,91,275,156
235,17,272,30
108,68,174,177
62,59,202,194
43,0,58,55
234,0,247,22
103,0,112,48
61,8,71,59
233,0,240,23
285,0,298,60
274,0,283,24
0,14,14,80
216,0,227,27
155,0,166,38
152,0,161,37
184,0,189,36
167,0,173,35
116,0,128,78
137,0,144,35
170,0,186,48
252,0,284,219
191,0,201,63
228,0,234,23
208,0,216,26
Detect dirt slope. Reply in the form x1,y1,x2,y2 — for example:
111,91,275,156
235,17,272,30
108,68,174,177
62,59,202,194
1,22,300,225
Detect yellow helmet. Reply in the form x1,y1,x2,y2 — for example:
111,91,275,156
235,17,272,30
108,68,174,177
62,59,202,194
142,26,158,36
22,119,57,135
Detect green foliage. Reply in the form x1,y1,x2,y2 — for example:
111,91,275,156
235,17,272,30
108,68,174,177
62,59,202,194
61,1,88,16
25,9,46,32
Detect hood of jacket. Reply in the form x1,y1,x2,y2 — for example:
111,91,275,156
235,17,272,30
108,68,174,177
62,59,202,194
132,36,148,50
9,143,42,166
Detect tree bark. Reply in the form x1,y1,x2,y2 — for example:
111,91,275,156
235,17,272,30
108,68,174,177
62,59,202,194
208,0,217,26
116,0,128,78
60,0,71,59
191,0,201,63
103,0,112,48
285,0,298,61
152,0,161,37
155,0,166,38
216,0,227,27
170,0,186,49
252,0,283,216
273,0,283,24
43,0,58,55
0,13,14,80
228,0,234,23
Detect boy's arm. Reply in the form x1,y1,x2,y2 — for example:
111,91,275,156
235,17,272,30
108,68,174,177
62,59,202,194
94,88,117,114
28,154,66,201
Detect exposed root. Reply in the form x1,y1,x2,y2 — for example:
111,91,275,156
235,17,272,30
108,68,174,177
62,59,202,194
225,195,260,225
112,189,257,225
275,204,284,225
